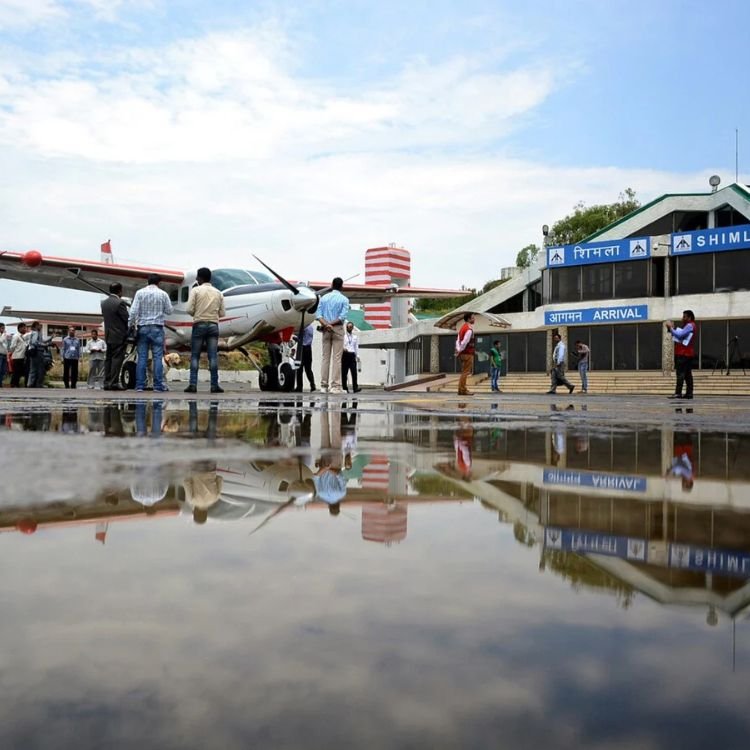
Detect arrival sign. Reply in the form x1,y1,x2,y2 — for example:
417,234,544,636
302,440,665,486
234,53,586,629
544,304,648,326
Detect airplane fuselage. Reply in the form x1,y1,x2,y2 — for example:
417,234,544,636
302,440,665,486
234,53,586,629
162,270,319,349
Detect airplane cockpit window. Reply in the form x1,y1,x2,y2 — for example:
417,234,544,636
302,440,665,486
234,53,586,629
249,270,274,283
211,269,274,291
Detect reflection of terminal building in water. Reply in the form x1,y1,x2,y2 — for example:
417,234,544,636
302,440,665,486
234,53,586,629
434,421,750,622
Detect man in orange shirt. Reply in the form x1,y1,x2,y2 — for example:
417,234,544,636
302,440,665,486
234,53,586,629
455,313,476,396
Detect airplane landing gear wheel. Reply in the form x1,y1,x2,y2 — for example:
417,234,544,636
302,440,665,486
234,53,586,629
121,361,136,390
278,363,295,392
259,365,278,391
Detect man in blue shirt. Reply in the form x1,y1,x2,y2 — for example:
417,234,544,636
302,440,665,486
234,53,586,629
128,273,174,392
295,322,316,393
61,326,82,389
316,277,350,394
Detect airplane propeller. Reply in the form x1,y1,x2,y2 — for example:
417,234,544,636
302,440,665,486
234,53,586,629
252,255,299,295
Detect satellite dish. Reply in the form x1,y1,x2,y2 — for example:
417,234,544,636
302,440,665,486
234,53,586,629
709,174,721,191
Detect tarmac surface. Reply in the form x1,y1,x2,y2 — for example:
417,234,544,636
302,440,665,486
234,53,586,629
2,384,750,749
0,384,746,431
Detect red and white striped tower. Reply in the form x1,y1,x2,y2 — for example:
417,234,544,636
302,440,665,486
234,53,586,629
364,245,411,329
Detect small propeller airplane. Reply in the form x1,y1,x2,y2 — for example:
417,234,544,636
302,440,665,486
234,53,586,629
0,245,465,390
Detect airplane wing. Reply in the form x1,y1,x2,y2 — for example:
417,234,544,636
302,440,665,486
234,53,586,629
0,250,184,298
1,307,103,326
304,280,471,304
434,311,511,329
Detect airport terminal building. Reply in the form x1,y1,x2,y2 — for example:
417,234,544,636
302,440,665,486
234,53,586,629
364,181,750,379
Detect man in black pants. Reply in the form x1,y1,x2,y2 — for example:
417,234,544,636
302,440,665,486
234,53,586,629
295,323,316,392
101,282,130,390
341,321,361,393
667,309,697,400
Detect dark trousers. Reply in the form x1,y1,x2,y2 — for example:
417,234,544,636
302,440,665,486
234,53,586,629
189,322,220,388
675,355,694,397
550,365,573,392
10,357,26,387
342,351,358,391
63,359,79,389
295,345,315,391
104,338,127,388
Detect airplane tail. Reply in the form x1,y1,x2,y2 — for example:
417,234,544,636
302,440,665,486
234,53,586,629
100,239,113,264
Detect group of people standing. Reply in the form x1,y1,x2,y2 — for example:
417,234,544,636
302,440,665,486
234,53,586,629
453,309,697,398
105,268,225,394
0,321,109,389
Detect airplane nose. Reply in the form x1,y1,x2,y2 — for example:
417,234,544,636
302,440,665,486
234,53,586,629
292,287,318,313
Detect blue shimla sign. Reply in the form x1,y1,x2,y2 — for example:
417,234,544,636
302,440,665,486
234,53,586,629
670,223,750,255
544,304,648,326
547,237,651,268
544,527,750,579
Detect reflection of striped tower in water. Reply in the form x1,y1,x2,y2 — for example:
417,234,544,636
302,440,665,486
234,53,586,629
362,454,390,492
360,453,409,544
362,503,407,545
364,246,411,329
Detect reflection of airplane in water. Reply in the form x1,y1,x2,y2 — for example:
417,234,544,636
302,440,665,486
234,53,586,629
9,398,750,625
0,401,448,544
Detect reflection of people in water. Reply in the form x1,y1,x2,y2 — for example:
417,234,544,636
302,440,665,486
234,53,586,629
103,405,125,436
183,463,223,524
130,473,169,514
341,400,358,470
135,400,164,437
667,432,695,491
61,408,80,434
550,425,566,466
187,401,219,439
313,457,347,516
454,418,474,479
315,410,346,514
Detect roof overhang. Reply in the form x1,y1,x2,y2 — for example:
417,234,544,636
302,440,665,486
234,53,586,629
434,310,511,330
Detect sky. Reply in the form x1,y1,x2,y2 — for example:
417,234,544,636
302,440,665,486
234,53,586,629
1,0,749,313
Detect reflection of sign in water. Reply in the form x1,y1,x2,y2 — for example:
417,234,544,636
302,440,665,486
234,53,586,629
543,468,648,493
544,528,646,560
544,305,648,327
670,223,750,255
544,527,750,579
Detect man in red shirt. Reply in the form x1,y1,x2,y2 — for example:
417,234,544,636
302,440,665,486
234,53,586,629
667,309,697,400
455,312,476,396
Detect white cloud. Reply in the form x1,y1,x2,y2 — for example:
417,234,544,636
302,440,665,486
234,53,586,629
0,22,726,312
0,27,563,163
0,0,64,28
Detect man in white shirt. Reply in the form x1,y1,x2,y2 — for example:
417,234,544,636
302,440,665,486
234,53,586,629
9,322,28,388
128,273,174,392
85,329,107,389
547,333,575,394
0,323,8,387
341,321,361,392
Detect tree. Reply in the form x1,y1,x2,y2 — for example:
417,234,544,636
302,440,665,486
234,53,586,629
548,188,640,246
515,243,540,269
